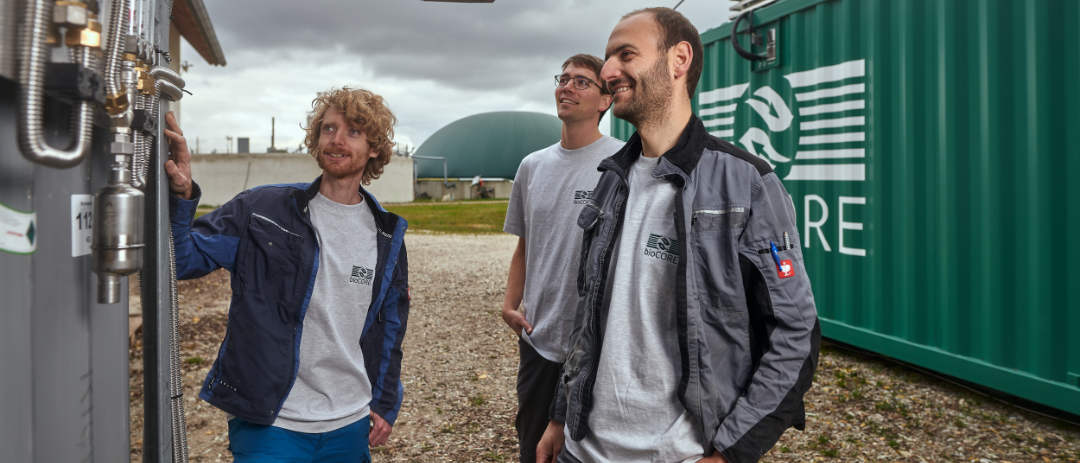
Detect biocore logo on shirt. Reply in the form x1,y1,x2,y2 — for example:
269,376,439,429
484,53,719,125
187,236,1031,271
350,266,374,285
574,190,593,205
644,234,679,265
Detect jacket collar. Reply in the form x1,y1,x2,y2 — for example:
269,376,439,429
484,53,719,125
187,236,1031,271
293,175,402,236
600,114,707,184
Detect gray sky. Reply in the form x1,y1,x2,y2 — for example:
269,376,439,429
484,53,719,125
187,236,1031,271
177,0,734,154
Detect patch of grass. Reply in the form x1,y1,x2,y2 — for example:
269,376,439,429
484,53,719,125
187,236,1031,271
194,206,216,219
469,395,485,406
779,445,791,453
184,356,206,365
887,440,899,449
440,424,454,433
385,201,509,234
436,407,443,414
482,451,507,462
850,387,865,400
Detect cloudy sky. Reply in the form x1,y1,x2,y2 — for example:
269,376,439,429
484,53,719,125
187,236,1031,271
176,0,735,155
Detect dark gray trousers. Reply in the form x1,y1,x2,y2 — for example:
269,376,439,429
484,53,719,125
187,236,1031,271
517,337,563,463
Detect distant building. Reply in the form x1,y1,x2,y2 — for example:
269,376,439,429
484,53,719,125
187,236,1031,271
190,151,414,206
413,111,561,199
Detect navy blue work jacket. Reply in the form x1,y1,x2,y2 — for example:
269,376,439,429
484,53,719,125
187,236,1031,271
169,176,410,426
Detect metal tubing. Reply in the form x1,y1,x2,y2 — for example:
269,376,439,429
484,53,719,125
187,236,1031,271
149,65,185,89
156,78,182,101
103,0,128,97
142,88,174,463
16,0,94,168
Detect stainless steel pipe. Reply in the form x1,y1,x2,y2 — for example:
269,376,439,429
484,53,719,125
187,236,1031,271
149,65,185,89
16,0,94,168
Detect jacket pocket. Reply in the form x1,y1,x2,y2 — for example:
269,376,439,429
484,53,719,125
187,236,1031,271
239,214,304,302
691,231,746,312
691,207,748,235
216,299,297,411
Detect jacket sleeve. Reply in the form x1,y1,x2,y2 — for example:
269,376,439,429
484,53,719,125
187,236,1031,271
550,364,567,423
169,182,247,280
715,172,821,463
369,240,410,426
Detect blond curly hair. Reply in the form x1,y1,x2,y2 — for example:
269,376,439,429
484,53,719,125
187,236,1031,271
304,87,398,185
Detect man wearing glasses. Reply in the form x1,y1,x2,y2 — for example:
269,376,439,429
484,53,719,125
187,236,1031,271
500,54,624,463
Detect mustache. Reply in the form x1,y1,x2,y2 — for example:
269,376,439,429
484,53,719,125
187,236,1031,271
609,76,636,91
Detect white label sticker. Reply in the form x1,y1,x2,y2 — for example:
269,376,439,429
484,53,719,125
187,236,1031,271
72,194,93,257
0,201,37,255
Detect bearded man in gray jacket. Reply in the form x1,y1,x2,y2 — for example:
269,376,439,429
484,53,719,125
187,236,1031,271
536,7,820,463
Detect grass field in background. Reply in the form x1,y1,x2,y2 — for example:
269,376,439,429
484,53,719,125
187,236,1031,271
193,201,509,234
386,200,508,234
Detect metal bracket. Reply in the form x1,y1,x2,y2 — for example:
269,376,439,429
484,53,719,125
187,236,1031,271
43,62,105,103
132,109,157,134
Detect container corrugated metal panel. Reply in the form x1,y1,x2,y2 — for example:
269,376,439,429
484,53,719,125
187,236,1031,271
612,0,1080,416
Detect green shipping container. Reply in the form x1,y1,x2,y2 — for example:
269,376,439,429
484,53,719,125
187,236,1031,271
612,0,1080,416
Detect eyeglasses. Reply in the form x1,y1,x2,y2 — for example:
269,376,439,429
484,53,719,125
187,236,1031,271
555,75,602,91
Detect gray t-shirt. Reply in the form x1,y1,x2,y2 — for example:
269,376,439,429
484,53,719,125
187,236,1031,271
564,155,705,463
275,193,377,433
504,136,625,363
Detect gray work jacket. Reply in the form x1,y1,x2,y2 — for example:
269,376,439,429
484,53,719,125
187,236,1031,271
554,115,821,463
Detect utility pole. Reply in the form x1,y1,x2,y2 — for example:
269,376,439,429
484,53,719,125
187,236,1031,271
271,117,276,152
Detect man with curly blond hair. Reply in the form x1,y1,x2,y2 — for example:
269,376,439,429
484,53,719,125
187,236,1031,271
164,86,410,462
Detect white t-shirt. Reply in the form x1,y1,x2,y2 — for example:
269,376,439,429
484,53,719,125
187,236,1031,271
564,154,705,463
503,136,625,362
275,193,378,433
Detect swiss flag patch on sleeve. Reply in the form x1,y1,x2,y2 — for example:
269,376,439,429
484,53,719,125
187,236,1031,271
778,260,795,279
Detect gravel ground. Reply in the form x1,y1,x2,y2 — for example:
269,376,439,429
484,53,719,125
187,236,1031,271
130,232,1080,462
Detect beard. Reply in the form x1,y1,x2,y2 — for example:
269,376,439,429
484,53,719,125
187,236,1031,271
611,52,673,130
316,149,369,180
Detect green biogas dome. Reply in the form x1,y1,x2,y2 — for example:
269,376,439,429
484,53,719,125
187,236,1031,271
414,111,562,179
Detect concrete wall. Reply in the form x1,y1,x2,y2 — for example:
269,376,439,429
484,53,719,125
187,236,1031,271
190,153,414,206
416,179,513,200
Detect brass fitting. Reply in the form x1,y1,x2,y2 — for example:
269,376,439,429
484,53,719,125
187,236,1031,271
45,25,61,47
103,92,130,115
64,14,101,48
53,1,88,28
122,53,138,62
136,70,156,94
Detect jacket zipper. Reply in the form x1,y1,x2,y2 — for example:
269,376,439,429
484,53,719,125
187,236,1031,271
571,182,627,439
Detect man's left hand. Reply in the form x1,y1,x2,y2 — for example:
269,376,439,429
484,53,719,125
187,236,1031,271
699,449,729,462
369,412,392,447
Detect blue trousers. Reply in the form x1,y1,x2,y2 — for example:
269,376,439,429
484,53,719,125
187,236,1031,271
228,416,371,462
